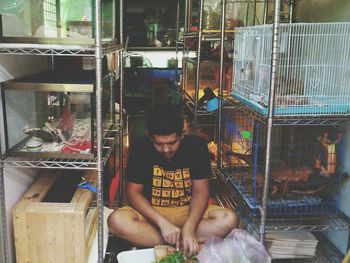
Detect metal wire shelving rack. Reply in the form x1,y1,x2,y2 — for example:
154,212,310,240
0,1,124,262
180,0,240,174
0,42,123,56
181,0,233,133
224,95,350,126
207,0,350,260
223,0,349,236
214,168,350,232
0,127,120,170
214,168,349,261
181,0,291,162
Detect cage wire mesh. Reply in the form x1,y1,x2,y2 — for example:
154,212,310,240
232,22,350,116
222,109,254,170
222,108,344,216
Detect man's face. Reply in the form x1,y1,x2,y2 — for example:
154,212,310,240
150,132,183,160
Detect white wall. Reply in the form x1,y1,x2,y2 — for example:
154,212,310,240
0,54,48,263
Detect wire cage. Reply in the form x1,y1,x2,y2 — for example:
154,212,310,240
222,108,345,216
232,23,350,116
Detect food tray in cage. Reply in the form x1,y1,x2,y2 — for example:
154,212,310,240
231,92,350,117
227,172,337,217
232,22,350,117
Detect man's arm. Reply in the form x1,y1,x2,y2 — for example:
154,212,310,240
181,178,209,256
127,181,181,248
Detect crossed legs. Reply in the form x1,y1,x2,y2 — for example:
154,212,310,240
107,206,238,248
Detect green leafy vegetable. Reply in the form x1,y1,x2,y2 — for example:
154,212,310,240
189,255,197,261
159,251,186,263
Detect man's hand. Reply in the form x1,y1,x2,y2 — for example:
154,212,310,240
181,225,199,257
158,217,181,250
180,179,209,256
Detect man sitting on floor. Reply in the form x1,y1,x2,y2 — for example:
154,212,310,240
108,107,238,256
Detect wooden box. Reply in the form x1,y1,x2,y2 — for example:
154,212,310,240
13,170,98,263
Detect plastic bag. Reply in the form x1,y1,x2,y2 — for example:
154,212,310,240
0,0,29,15
197,229,271,263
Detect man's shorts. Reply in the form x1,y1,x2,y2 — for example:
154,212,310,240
119,204,223,228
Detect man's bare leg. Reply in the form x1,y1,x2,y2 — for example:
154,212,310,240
108,209,165,247
196,208,238,243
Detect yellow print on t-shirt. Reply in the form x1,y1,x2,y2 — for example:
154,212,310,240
153,177,162,187
152,187,161,197
183,168,190,179
165,171,174,180
175,181,184,189
153,165,163,176
152,197,161,206
162,188,171,197
176,189,185,196
184,178,191,188
174,170,182,180
171,190,179,198
161,199,170,206
162,178,172,188
170,199,180,206
151,165,192,207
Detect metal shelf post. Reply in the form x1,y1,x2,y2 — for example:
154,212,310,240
118,49,125,207
193,0,205,131
217,0,227,170
116,0,124,209
260,0,281,244
0,1,124,262
94,0,105,261
0,138,9,263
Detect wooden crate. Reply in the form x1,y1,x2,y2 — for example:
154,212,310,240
13,170,98,263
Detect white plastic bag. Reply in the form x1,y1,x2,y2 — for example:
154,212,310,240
197,229,271,263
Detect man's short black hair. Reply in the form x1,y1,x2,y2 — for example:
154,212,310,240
147,107,184,136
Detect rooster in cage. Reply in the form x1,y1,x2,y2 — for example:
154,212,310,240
290,129,344,195
226,129,346,197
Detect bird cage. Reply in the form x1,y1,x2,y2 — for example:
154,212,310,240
222,108,345,217
232,23,350,116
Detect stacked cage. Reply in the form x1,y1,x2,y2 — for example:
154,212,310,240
183,60,232,102
0,0,115,44
232,23,350,116
222,108,345,217
2,71,114,159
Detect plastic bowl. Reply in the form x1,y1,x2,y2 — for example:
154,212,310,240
117,248,155,263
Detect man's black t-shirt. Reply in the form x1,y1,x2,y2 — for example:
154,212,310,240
125,135,212,207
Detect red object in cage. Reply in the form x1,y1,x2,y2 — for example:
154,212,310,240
59,99,74,136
